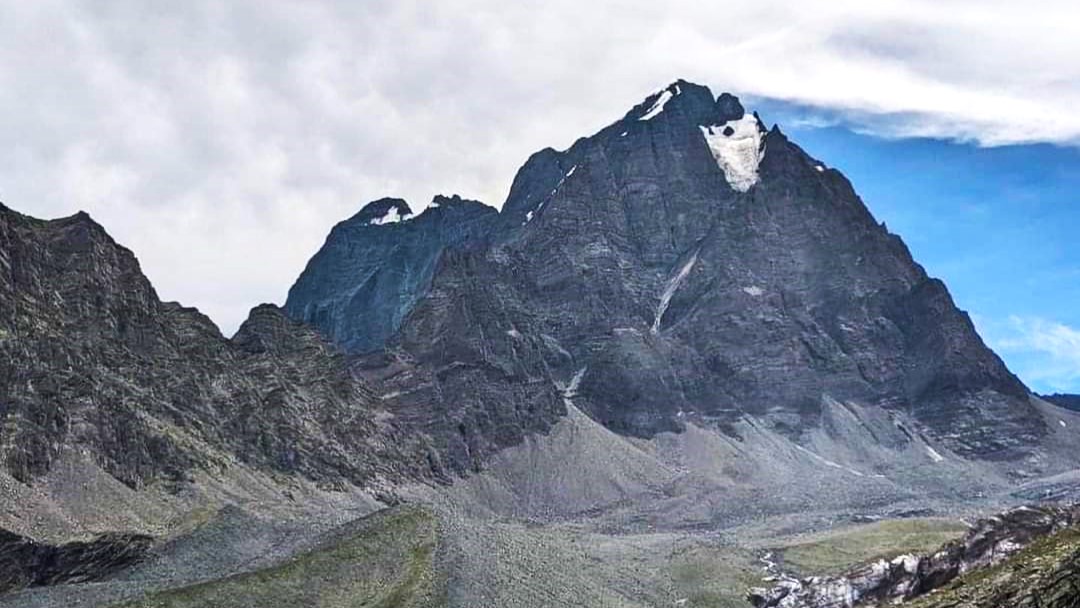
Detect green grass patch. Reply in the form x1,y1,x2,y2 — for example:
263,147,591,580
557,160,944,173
776,518,967,577
669,546,764,608
115,505,445,608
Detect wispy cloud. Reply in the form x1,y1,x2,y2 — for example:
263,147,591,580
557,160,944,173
979,316,1080,393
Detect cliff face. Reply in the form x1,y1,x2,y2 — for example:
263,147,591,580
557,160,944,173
0,203,432,492
284,195,497,354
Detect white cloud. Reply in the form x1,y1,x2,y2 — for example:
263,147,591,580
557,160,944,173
2,1,1079,332
981,316,1080,393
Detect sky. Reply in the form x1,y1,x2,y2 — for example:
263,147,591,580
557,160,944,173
1,1,1078,392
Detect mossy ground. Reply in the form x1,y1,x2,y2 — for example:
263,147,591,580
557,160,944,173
113,505,444,608
668,545,764,608
774,518,967,577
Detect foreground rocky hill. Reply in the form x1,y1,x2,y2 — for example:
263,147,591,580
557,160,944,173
2,80,1080,606
750,504,1080,607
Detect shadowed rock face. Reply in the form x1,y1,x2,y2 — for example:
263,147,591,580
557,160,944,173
0,528,152,593
284,195,497,354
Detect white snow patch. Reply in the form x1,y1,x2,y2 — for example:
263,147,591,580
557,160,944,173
566,165,577,177
620,131,628,137
889,552,915,574
557,367,587,400
742,285,764,297
380,391,401,401
368,206,413,226
815,165,825,172
523,210,534,225
639,89,674,121
925,444,945,463
699,115,765,192
652,250,699,334
1060,419,1068,428
506,328,523,339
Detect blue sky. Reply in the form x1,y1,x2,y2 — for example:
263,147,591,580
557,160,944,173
754,98,1080,394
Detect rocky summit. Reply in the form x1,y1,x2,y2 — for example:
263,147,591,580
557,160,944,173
2,80,1080,607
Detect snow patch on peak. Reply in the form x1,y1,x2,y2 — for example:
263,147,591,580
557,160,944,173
368,206,413,226
639,87,677,121
699,114,765,192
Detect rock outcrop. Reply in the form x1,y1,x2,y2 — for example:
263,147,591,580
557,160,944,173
748,505,1080,607
0,528,152,593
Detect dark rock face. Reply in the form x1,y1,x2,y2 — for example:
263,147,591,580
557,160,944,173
748,505,1080,608
349,80,1039,468
0,204,431,490
0,528,152,593
284,195,497,354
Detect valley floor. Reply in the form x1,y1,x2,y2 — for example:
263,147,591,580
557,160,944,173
4,398,1076,608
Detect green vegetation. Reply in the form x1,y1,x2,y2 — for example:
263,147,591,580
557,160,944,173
668,546,764,608
776,518,967,577
115,505,445,608
905,524,1080,608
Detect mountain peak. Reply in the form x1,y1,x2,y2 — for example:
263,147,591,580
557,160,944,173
348,197,414,226
629,79,715,123
714,92,746,123
428,194,493,213
629,81,754,130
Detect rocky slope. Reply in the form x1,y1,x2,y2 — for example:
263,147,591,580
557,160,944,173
905,519,1080,608
0,202,436,500
748,504,1080,607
